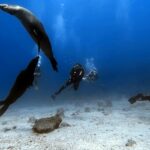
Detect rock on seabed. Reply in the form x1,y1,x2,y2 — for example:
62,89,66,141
32,114,62,134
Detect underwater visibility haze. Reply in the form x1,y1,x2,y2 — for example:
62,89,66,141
0,0,150,106
0,1,150,150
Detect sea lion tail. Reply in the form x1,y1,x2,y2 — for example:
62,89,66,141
50,57,58,72
0,101,9,116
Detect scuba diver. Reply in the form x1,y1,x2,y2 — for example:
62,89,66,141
51,64,85,100
51,63,99,100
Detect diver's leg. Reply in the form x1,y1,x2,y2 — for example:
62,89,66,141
55,80,72,95
73,82,80,91
54,86,66,95
51,80,72,99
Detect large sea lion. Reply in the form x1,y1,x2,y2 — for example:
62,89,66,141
0,4,58,71
0,56,39,116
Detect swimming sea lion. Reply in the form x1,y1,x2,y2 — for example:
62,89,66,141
0,56,39,116
0,4,58,71
129,93,150,104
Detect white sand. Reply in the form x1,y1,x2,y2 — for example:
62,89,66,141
0,99,150,150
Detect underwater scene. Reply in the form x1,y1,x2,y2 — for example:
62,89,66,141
0,0,150,149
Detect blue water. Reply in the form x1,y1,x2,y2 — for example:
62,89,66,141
0,0,150,105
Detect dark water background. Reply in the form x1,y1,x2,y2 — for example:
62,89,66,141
0,0,150,107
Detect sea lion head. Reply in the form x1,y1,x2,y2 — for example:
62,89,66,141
0,4,20,15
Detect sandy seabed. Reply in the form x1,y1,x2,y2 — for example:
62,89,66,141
0,98,150,150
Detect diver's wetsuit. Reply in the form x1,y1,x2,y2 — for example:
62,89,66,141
51,64,84,99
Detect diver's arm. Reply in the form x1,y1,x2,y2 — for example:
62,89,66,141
82,77,87,81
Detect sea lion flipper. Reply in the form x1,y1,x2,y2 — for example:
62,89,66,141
128,93,143,104
0,104,9,116
0,100,5,105
128,98,136,104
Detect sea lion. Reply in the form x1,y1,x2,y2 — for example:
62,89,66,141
0,4,58,71
0,56,39,116
129,93,150,104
